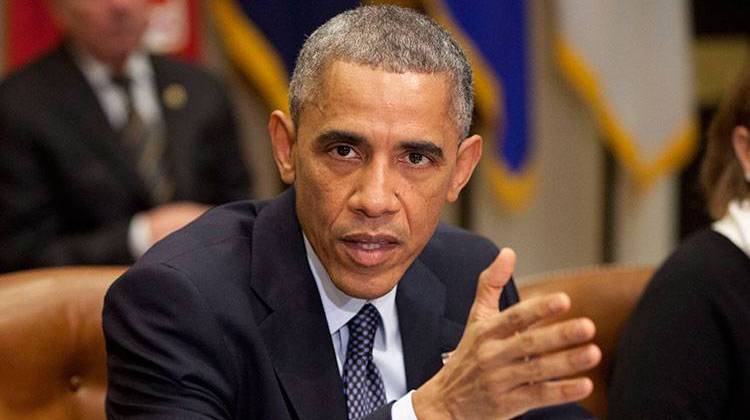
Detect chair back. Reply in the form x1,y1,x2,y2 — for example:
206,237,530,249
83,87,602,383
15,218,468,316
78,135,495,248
0,266,126,419
518,265,654,418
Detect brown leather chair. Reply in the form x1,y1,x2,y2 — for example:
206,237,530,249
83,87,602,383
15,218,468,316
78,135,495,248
0,266,126,419
518,265,654,418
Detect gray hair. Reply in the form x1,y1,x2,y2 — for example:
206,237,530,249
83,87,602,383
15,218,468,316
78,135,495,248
289,5,474,138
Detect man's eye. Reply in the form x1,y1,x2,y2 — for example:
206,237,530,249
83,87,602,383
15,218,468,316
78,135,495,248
407,152,430,166
331,145,357,159
336,146,351,156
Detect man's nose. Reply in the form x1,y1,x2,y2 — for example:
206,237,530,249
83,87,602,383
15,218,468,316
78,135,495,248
348,159,400,218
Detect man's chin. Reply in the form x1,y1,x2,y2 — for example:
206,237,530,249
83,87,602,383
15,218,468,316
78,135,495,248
328,262,405,299
337,280,398,300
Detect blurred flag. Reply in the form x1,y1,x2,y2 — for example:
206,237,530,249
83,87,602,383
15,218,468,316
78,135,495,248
423,0,534,211
5,0,201,73
211,0,359,113
6,0,59,71
555,0,697,188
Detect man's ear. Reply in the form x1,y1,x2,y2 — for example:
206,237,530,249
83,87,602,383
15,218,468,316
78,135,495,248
732,125,750,180
268,110,297,185
447,134,482,202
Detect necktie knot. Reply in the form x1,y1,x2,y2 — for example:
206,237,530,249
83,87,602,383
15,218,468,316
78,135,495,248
347,303,380,358
111,75,133,109
111,74,131,91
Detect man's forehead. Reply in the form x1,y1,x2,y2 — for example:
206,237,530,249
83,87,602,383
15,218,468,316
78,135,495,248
308,61,454,117
289,60,464,142
319,60,452,89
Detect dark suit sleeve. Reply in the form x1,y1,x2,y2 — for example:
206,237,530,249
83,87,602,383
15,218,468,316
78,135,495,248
103,263,238,419
500,276,520,309
0,108,133,272
365,402,395,420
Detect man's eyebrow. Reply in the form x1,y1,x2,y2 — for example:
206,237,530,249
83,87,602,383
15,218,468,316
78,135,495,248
314,130,366,149
400,140,444,160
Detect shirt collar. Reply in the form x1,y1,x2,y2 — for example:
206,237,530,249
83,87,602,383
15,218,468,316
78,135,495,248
303,234,399,346
713,198,750,258
73,47,153,89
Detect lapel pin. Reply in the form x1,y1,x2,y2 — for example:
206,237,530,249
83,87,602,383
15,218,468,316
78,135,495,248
162,83,188,110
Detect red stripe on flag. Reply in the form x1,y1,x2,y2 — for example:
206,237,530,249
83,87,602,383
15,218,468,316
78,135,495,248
173,0,201,62
6,0,60,72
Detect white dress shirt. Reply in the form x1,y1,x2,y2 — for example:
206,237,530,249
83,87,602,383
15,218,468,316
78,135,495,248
713,199,750,258
303,236,418,419
73,48,162,258
74,48,162,129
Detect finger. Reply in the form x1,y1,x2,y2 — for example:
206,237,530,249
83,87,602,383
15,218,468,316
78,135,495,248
492,318,596,364
488,344,601,391
495,377,594,418
480,292,571,339
469,248,516,322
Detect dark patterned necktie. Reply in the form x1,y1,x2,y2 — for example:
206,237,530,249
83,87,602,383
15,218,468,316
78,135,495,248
111,75,173,204
342,303,387,420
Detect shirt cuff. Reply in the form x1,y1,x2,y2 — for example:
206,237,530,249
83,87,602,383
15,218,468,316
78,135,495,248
128,212,152,258
391,390,418,420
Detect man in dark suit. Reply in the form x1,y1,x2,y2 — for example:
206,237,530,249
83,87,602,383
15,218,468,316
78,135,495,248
104,6,599,419
0,0,251,272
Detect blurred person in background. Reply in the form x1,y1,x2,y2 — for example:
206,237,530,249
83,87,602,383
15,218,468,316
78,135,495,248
608,65,750,418
0,0,251,273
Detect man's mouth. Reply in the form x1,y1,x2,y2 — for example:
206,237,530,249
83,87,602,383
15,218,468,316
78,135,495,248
339,234,401,267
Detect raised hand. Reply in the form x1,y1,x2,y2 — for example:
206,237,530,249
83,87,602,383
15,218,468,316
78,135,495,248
412,248,601,419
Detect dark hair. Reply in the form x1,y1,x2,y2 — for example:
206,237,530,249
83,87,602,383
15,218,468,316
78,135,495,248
700,64,750,219
288,5,473,138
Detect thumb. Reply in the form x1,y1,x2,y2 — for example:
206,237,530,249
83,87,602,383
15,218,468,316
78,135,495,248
468,248,516,322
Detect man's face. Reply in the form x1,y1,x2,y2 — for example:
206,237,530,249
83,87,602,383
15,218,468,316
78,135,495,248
53,0,150,67
270,61,481,300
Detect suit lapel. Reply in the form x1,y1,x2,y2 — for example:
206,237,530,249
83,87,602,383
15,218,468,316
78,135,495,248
250,189,348,420
151,56,193,200
151,57,180,160
53,45,151,205
396,258,464,390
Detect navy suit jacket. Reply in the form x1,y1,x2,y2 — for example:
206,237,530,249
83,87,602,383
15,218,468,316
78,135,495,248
103,189,590,419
